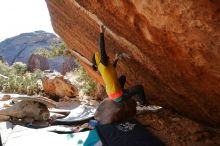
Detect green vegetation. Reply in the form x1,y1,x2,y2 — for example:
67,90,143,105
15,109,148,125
34,41,71,58
67,67,97,96
0,62,44,95
11,62,28,75
0,61,96,97
0,41,97,97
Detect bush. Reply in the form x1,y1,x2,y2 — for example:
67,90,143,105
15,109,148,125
66,67,97,96
34,47,50,58
0,62,44,95
11,62,27,75
34,41,71,58
0,62,10,76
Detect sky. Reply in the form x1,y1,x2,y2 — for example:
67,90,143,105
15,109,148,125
0,0,55,42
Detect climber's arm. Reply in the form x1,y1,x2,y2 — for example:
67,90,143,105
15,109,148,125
112,54,119,68
99,25,108,66
92,54,98,71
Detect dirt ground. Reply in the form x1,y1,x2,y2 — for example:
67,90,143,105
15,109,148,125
136,108,220,146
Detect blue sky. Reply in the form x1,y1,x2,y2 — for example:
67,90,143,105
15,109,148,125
0,0,55,41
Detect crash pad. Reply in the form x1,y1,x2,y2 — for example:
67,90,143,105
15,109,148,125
96,119,165,146
0,122,13,146
54,104,96,125
5,125,102,146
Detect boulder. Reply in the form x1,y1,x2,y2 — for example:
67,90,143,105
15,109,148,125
42,75,78,98
27,54,50,72
46,0,220,127
61,56,79,75
95,98,137,125
48,56,79,74
0,95,11,101
0,100,49,122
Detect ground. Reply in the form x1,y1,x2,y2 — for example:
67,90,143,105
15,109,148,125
137,108,220,146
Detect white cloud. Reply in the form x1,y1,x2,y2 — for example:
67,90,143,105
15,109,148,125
0,0,55,41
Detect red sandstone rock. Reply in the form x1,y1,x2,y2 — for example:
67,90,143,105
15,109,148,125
27,54,49,72
45,0,220,127
61,56,79,75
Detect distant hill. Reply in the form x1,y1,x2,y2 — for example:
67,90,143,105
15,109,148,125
0,31,79,74
0,31,60,65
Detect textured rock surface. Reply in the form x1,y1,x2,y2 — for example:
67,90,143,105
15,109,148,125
46,0,220,126
42,75,78,98
61,56,79,75
27,54,50,72
0,100,49,122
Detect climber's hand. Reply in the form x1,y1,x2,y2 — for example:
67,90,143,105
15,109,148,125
92,64,98,71
100,25,105,33
115,53,123,60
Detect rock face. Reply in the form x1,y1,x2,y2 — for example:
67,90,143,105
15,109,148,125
46,0,220,126
27,54,50,72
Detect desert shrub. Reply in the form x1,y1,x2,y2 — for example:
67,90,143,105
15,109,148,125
11,62,27,75
34,41,71,58
0,62,44,95
0,62,27,76
34,47,50,58
0,62,11,75
66,67,97,96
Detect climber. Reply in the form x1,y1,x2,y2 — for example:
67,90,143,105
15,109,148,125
92,24,147,105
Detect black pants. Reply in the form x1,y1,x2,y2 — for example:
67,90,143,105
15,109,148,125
118,75,147,105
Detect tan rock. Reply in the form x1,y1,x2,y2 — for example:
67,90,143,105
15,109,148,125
42,76,78,98
0,100,49,122
0,115,10,121
0,95,11,101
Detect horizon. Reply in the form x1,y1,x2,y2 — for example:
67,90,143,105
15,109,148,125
0,30,58,43
0,0,55,42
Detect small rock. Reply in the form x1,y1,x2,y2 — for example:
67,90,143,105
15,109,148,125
42,76,78,98
0,95,11,101
0,115,10,121
3,104,11,108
